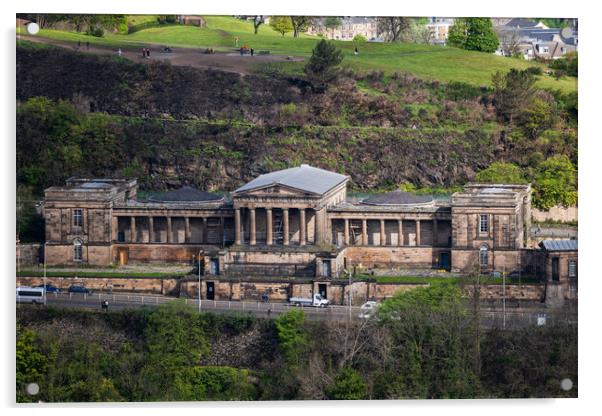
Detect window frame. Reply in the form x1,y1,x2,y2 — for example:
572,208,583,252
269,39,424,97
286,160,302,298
73,239,83,262
72,209,83,228
479,214,489,234
479,245,489,268
568,259,577,278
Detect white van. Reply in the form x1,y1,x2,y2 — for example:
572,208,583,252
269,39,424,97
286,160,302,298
16,286,46,304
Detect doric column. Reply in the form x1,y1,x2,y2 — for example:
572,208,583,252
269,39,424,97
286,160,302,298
283,208,290,245
130,217,136,242
219,217,224,245
148,216,154,243
416,219,421,246
202,217,208,244
344,219,350,246
398,219,404,246
299,208,306,246
234,209,241,245
362,219,368,245
166,217,172,243
432,218,438,247
380,219,386,246
249,208,256,245
266,208,273,245
185,217,191,243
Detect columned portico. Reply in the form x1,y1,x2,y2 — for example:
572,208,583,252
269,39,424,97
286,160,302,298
299,208,306,246
249,208,256,245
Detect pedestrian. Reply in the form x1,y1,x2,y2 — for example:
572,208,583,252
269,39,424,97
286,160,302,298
117,48,122,57
77,40,81,50
250,48,254,56
240,47,243,56
142,48,146,58
146,48,151,58
235,36,239,47
354,47,358,55
267,308,272,317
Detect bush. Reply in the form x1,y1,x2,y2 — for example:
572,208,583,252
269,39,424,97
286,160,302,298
475,162,527,184
352,34,367,43
86,26,104,37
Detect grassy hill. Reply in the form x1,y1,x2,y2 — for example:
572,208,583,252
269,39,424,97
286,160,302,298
19,15,576,92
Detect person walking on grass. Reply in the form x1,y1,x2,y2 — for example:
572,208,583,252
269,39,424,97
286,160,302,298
118,48,122,57
251,48,254,57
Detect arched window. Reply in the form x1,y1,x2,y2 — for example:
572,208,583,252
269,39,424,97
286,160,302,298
73,239,83,261
479,245,488,268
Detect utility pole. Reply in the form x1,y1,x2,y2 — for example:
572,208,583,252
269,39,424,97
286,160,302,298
502,266,506,329
198,250,202,313
43,242,47,306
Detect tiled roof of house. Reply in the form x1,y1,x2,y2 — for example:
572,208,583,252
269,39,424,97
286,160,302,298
234,164,349,196
539,239,578,251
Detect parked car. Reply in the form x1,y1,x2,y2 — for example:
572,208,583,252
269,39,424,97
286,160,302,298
68,284,93,295
358,301,379,319
35,283,60,293
16,286,46,304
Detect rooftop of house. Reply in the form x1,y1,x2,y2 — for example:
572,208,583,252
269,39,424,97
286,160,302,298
361,190,435,207
148,186,224,203
233,164,349,196
539,239,578,251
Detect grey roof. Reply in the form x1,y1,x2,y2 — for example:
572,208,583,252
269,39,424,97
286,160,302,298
361,190,434,206
540,239,578,251
148,186,223,203
234,164,349,196
504,18,541,28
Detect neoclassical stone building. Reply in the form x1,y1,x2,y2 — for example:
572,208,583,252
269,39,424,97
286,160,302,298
43,165,541,280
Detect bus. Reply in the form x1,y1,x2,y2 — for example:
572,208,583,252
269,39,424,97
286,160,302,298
16,286,46,304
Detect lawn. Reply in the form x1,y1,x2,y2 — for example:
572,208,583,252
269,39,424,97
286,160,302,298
21,15,577,92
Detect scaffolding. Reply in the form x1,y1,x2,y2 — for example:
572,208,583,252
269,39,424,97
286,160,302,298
350,220,362,245
273,211,283,243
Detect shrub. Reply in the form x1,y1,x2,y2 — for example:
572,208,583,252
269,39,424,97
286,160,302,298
475,162,527,184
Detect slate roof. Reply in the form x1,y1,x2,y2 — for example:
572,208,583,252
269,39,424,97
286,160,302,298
539,239,578,251
148,186,223,203
504,18,541,28
361,190,434,206
234,164,349,196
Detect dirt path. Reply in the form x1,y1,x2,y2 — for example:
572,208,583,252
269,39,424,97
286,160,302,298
18,34,305,75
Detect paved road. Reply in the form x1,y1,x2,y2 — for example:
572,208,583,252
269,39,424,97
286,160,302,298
20,292,576,327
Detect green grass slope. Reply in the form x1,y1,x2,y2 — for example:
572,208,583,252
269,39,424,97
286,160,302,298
20,15,576,92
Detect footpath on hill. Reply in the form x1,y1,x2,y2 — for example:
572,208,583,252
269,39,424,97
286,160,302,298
18,34,304,75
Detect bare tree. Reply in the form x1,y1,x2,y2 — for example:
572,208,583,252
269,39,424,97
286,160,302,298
376,17,412,42
495,26,522,57
251,15,265,34
290,16,314,38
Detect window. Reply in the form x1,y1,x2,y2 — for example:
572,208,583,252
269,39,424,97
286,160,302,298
479,245,488,268
73,209,83,228
568,260,577,278
73,239,83,261
479,215,489,233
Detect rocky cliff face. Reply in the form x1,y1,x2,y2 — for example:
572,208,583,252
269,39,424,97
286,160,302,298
16,44,529,193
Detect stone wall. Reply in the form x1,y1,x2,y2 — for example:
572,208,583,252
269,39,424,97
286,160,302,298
17,243,42,266
465,284,545,301
113,243,205,264
45,244,112,266
344,246,437,268
16,276,180,295
532,205,578,223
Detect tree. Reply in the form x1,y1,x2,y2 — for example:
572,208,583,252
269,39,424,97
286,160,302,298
251,16,265,34
448,18,499,53
326,367,367,400
533,155,577,209
16,327,48,402
495,26,522,57
376,17,412,42
290,16,314,38
492,68,537,123
274,309,308,366
475,162,527,184
520,94,558,139
269,16,293,37
324,16,342,39
304,39,344,91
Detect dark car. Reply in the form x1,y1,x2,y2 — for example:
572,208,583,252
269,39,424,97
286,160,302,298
35,284,60,293
68,284,93,295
